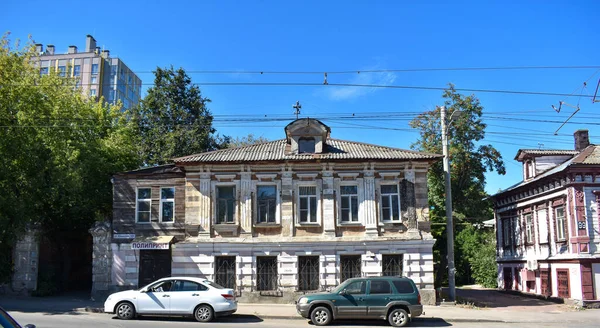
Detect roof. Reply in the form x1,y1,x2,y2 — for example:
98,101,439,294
115,164,184,176
173,139,442,164
514,149,579,161
494,145,600,196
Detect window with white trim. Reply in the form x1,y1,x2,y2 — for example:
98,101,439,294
217,186,236,224
257,185,277,224
525,213,533,244
380,184,400,222
160,187,175,222
136,188,152,223
555,206,566,241
340,185,359,223
299,186,317,223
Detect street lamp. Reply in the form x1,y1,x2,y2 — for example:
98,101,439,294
439,105,460,303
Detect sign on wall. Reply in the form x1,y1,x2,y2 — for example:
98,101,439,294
114,233,136,239
131,242,170,250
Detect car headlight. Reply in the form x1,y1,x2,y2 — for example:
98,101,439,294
298,297,309,304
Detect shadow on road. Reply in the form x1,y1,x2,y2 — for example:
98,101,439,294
308,318,452,327
112,313,264,323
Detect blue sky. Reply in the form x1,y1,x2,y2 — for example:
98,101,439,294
2,0,599,194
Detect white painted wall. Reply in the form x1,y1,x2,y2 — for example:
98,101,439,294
593,263,600,300
584,187,600,254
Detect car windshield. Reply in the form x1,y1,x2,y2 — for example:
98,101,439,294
331,280,352,293
0,307,20,327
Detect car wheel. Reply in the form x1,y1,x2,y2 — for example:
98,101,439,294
388,308,409,327
310,306,332,326
115,302,136,320
194,304,214,322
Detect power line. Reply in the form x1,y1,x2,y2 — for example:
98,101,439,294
4,81,596,98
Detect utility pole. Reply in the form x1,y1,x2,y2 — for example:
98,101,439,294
440,105,456,302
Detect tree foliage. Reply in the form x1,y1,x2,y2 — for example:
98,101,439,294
134,67,227,165
227,133,269,148
409,85,505,287
0,34,140,283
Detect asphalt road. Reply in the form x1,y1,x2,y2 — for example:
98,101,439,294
7,311,596,328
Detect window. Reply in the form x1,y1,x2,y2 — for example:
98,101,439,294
150,280,173,293
217,186,235,224
136,188,151,223
298,137,315,153
502,218,513,247
525,214,533,244
298,186,317,223
91,63,99,75
555,206,567,241
343,280,366,294
90,89,97,97
380,184,400,222
172,280,207,292
382,254,403,276
340,185,359,223
257,185,277,223
58,66,66,77
392,280,415,294
369,280,392,294
39,67,49,76
215,256,236,289
73,65,81,77
340,255,361,282
91,76,98,84
160,187,175,222
256,256,278,291
298,256,319,291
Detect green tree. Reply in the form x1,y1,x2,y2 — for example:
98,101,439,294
0,33,140,286
227,133,269,148
134,66,227,165
409,84,505,287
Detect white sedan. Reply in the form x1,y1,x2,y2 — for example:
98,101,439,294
104,277,237,322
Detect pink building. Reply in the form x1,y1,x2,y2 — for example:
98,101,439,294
492,130,600,305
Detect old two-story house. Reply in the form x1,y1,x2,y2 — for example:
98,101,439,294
89,118,441,304
492,130,600,304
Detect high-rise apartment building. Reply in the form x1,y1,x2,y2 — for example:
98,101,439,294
35,35,142,109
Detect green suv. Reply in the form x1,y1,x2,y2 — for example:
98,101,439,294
296,276,423,327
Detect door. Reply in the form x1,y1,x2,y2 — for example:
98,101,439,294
139,250,172,287
136,279,174,314
541,269,551,296
336,280,368,318
557,269,570,298
503,267,513,290
169,280,209,314
364,280,394,318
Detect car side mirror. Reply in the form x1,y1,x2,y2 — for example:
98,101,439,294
339,289,347,295
24,325,36,328
139,288,147,293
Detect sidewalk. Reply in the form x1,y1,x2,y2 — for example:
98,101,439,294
1,295,599,323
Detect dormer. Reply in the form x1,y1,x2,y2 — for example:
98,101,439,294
284,118,331,154
514,130,587,181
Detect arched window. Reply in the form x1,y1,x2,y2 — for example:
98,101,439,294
298,137,315,153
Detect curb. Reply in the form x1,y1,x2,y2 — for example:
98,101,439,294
81,307,574,324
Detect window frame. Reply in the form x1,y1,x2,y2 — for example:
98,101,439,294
379,183,401,223
382,254,404,277
525,213,534,244
255,182,280,225
298,137,316,153
91,63,99,75
555,206,567,241
297,255,320,291
338,183,360,225
296,182,321,225
135,187,152,224
159,187,175,223
213,182,239,225
256,256,278,291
